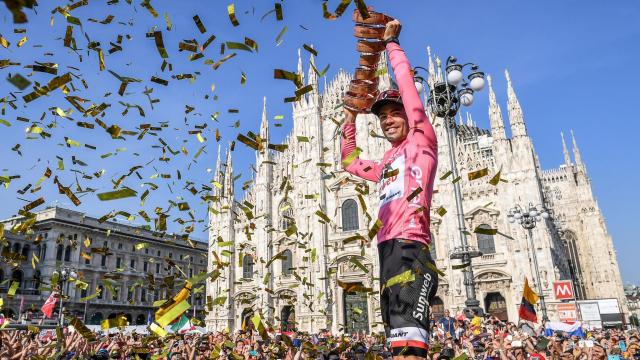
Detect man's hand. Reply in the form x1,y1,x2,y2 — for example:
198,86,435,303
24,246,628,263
383,19,401,42
343,107,357,124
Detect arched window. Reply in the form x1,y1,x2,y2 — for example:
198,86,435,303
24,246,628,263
477,224,496,254
141,288,147,303
21,244,30,259
64,246,72,262
279,200,294,231
429,232,437,260
12,242,20,254
12,270,23,288
56,245,64,261
41,244,47,260
281,250,293,276
431,296,445,319
341,199,359,231
242,255,254,279
33,270,41,292
563,231,586,300
97,285,105,299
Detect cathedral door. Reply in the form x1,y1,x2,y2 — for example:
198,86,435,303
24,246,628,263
241,308,254,331
281,306,296,332
485,292,508,321
344,286,369,334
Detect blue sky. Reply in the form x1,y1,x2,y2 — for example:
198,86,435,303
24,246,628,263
0,1,638,283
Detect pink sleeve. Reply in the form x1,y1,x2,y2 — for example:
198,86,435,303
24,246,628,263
340,122,382,182
386,42,437,152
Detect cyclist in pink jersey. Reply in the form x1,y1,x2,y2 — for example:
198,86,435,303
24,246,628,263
341,19,438,360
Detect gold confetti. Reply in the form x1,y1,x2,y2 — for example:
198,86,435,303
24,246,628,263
8,73,30,90
439,170,452,180
96,188,137,201
275,25,288,45
406,187,423,202
368,218,383,240
436,206,447,217
474,226,498,235
101,314,128,330
489,168,502,186
227,3,240,26
193,15,207,33
468,167,488,180
323,0,351,19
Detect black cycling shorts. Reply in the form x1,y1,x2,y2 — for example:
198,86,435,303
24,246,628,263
378,239,438,357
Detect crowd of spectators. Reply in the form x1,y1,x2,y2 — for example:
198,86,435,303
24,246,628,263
0,312,638,360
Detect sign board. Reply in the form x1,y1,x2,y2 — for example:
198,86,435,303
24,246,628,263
553,281,575,300
578,302,601,321
596,299,620,314
557,303,578,323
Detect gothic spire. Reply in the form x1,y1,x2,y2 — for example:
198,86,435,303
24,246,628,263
561,131,572,166
487,75,506,140
505,69,527,137
435,56,444,83
297,48,305,86
570,129,583,167
214,143,222,196
307,47,318,88
223,143,234,197
260,96,269,144
427,46,436,88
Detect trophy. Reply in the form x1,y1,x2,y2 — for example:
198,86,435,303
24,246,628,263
343,9,391,113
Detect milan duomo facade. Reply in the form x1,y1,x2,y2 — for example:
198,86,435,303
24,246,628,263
205,48,627,334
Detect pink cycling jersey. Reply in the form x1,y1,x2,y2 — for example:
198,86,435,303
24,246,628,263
341,42,438,245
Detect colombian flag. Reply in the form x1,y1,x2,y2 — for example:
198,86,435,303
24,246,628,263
518,278,539,322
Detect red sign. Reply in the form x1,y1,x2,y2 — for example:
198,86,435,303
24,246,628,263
553,281,575,300
557,303,578,323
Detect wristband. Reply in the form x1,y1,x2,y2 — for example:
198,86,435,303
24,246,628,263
384,36,400,45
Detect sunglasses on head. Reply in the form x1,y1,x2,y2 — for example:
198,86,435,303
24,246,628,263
377,89,400,100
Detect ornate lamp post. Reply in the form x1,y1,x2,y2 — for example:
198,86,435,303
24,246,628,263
416,56,487,317
52,267,77,327
507,203,550,321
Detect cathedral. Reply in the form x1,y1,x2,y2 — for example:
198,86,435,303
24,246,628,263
205,48,627,334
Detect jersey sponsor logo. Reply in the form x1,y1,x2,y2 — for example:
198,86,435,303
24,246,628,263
407,165,423,228
379,155,405,207
413,272,433,321
389,330,408,339
387,327,429,342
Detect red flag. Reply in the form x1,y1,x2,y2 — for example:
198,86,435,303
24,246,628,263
41,291,59,319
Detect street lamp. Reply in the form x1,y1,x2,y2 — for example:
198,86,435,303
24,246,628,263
507,203,550,321
52,267,78,327
416,55,487,317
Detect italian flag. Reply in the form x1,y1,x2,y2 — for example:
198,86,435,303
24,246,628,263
170,314,193,333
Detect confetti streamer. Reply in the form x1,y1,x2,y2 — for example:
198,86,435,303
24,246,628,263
101,314,128,330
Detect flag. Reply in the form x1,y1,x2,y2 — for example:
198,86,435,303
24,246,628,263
41,291,59,319
170,314,191,333
544,321,586,338
147,310,152,325
518,278,539,322
19,296,25,314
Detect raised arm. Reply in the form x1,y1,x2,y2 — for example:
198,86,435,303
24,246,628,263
340,108,383,182
384,21,437,152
